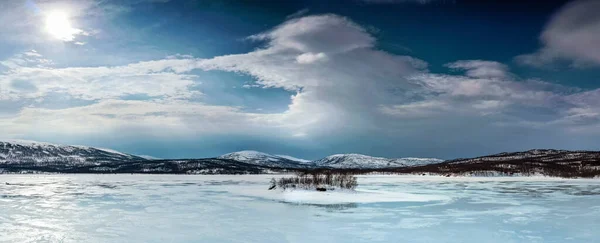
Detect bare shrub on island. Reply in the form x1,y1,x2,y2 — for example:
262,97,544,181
269,171,358,191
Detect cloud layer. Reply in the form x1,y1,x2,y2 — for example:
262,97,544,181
516,0,600,68
2,12,600,158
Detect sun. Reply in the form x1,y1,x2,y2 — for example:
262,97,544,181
45,10,81,41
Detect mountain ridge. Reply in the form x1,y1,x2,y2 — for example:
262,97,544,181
1,140,444,171
0,139,146,167
217,150,311,168
1,140,599,177
313,153,443,169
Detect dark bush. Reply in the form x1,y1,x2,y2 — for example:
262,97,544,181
270,171,358,190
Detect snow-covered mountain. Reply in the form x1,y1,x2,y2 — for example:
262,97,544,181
1,140,598,177
0,139,146,166
275,154,311,163
0,140,445,173
399,149,600,177
448,149,600,164
313,154,444,169
137,155,161,160
217,150,310,168
218,151,443,169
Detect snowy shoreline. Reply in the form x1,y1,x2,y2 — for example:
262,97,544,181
1,173,599,180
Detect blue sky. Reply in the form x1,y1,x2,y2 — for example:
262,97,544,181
1,0,600,160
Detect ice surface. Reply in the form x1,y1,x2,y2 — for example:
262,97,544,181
229,187,450,205
1,174,599,243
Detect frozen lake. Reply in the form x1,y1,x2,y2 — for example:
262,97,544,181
1,175,599,243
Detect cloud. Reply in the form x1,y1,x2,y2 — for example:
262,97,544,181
194,14,600,148
0,1,96,44
2,99,259,138
516,0,600,68
296,52,327,64
1,14,430,141
555,89,600,131
286,8,310,19
0,51,199,102
0,0,169,45
248,15,376,54
0,51,284,139
197,14,428,136
0,50,54,70
382,74,564,120
3,13,600,157
445,60,511,79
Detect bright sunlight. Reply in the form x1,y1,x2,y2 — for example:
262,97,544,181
44,10,81,41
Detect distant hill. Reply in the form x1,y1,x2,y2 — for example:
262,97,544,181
1,140,599,177
0,140,146,166
217,151,442,169
217,150,311,168
387,149,600,178
313,154,443,169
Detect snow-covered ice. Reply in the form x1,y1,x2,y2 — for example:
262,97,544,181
230,187,450,205
1,174,599,243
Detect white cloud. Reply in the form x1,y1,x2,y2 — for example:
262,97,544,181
0,52,199,101
445,60,511,79
0,50,54,70
1,99,269,139
379,100,450,118
516,0,600,67
296,52,327,64
0,1,97,44
2,13,600,152
0,52,286,139
197,14,429,136
286,8,310,19
379,64,577,129
0,0,165,46
248,15,375,54
242,84,261,89
1,14,429,139
193,14,600,142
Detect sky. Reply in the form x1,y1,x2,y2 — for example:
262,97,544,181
1,0,600,160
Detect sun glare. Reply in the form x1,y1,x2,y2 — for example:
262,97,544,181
45,10,81,41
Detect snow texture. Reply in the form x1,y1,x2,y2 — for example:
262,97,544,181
1,174,599,243
0,139,145,165
313,153,443,168
219,151,443,169
217,150,311,168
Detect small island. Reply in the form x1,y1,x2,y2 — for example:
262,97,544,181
269,171,358,191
